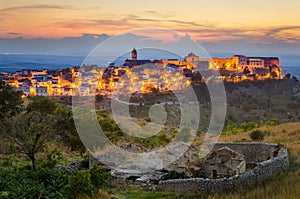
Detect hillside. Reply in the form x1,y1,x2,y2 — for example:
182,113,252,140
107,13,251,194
111,122,300,199
219,122,300,157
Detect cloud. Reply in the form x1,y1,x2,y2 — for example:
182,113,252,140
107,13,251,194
131,17,212,28
0,4,75,12
144,10,157,14
264,26,300,44
54,15,215,35
266,26,300,36
27,11,300,45
56,19,131,29
7,32,20,35
175,25,300,45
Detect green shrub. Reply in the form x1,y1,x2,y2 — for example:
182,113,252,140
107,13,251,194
99,120,115,132
144,117,151,122
250,130,266,141
0,156,18,167
225,124,242,135
0,168,69,199
67,170,94,198
90,164,111,189
35,168,69,198
240,122,258,131
263,119,279,126
157,133,170,143
69,134,86,154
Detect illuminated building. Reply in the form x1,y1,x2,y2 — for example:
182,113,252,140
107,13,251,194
0,50,282,97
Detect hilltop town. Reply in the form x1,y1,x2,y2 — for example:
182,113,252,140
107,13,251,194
0,48,282,97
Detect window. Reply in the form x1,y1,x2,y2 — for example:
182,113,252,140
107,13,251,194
213,170,217,179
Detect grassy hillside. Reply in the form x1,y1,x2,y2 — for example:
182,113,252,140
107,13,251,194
219,122,300,157
110,122,300,199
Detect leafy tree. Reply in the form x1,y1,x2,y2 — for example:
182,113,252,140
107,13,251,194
26,96,86,153
40,147,64,168
2,111,55,171
0,79,23,119
54,106,86,154
26,96,59,114
285,73,291,79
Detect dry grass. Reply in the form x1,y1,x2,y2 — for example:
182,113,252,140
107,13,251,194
76,189,116,199
219,122,300,156
114,122,300,199
214,122,300,199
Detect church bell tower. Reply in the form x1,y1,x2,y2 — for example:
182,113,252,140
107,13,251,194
131,48,137,60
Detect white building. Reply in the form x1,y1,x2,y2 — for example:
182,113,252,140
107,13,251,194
232,55,248,70
36,86,48,96
247,58,265,73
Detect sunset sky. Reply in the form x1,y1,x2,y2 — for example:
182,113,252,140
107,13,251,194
1,0,300,44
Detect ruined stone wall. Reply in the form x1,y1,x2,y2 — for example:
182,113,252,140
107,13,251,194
157,143,289,193
211,142,278,163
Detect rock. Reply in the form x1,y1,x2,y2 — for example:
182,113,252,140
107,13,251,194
56,160,89,173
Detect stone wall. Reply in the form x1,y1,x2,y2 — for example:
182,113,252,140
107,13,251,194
211,142,279,163
157,143,289,193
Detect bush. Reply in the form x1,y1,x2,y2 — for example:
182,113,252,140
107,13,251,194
90,164,111,189
157,133,170,144
99,120,115,132
69,134,86,154
144,117,151,122
224,124,242,135
240,122,258,132
250,130,266,141
67,170,94,198
263,119,278,127
0,168,69,199
35,168,70,198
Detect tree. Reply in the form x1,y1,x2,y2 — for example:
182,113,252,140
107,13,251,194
26,96,86,153
243,66,250,75
285,73,291,79
292,76,299,82
2,111,54,171
0,79,23,119
26,96,59,115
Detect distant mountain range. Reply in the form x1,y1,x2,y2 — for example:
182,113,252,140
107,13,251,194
0,54,85,73
0,33,299,58
0,33,299,78
0,34,109,56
